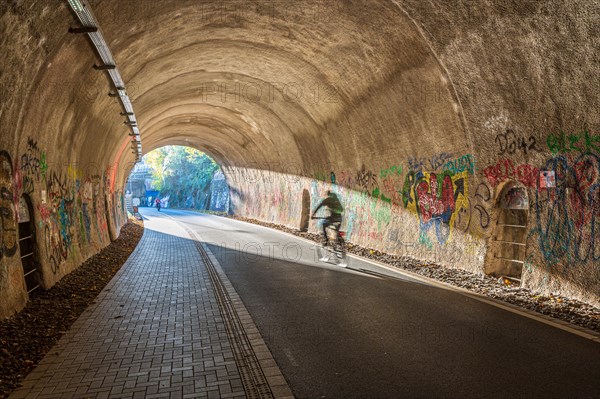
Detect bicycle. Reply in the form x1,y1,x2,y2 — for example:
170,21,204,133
312,217,348,267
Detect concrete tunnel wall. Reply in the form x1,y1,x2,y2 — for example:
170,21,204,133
0,0,598,318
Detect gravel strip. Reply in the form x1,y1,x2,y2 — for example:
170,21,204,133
226,215,600,334
0,220,144,399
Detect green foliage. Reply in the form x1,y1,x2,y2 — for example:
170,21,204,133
143,146,220,209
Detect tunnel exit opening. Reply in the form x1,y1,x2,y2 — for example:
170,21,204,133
485,182,529,283
126,146,230,213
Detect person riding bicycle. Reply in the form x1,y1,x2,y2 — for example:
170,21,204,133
155,197,161,211
311,191,344,246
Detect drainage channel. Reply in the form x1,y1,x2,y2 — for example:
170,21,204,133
178,222,276,399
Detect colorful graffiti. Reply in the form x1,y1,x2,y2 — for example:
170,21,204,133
547,129,599,155
407,152,453,172
37,169,77,273
12,138,117,274
80,179,93,242
380,165,403,178
92,175,109,239
403,170,469,245
233,153,492,253
380,174,402,204
442,154,476,175
531,153,600,265
483,158,539,188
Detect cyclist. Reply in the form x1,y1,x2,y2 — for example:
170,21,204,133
155,197,161,211
311,190,344,246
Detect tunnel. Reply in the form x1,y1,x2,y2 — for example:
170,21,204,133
1,0,599,320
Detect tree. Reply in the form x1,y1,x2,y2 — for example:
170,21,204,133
143,146,220,209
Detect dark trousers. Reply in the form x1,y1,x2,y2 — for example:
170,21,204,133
322,215,342,244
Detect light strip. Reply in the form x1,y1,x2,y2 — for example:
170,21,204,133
67,0,143,160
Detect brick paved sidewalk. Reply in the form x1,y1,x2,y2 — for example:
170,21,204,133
10,214,292,399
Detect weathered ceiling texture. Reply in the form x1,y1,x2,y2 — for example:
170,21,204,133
0,0,598,317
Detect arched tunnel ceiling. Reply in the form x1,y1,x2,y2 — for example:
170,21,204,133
26,0,465,186
5,0,596,187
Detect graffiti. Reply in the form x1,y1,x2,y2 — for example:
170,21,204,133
0,139,119,274
0,151,18,260
407,153,453,172
380,174,402,205
91,175,108,238
547,129,599,155
447,180,491,232
473,205,490,229
355,166,377,194
371,186,390,203
369,197,392,230
80,179,93,242
475,182,491,202
495,129,540,156
22,175,35,195
81,203,91,243
401,171,416,209
473,183,491,229
380,165,403,178
405,171,469,245
483,159,539,188
407,158,424,173
336,170,354,187
20,138,44,179
43,222,68,274
113,190,126,231
46,170,73,201
36,164,86,271
429,153,454,171
442,154,476,175
532,153,600,265
272,186,283,206
501,187,529,209
399,165,491,239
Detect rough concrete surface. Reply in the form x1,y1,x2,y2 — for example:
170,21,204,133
0,0,599,316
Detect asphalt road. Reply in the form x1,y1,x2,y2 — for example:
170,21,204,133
150,208,600,399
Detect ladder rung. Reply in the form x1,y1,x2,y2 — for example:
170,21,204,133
497,224,527,228
19,235,32,241
21,252,34,259
27,285,40,294
24,269,37,277
495,257,524,264
494,240,526,246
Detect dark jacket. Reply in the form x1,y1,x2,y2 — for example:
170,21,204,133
314,194,344,216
